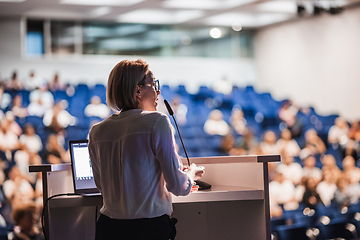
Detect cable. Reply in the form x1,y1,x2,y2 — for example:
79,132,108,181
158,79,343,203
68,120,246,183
41,193,80,240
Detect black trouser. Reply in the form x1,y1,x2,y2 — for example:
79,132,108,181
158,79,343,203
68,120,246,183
95,214,177,240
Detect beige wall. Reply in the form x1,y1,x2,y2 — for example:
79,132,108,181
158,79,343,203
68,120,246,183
254,7,360,121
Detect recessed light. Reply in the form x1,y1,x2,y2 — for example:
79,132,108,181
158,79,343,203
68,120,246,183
60,0,144,6
118,9,204,24
210,28,221,38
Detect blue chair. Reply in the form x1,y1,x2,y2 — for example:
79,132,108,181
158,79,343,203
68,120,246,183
274,223,310,240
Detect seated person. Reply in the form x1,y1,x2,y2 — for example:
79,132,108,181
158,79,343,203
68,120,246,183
316,169,337,206
334,175,360,207
43,134,69,164
43,100,76,133
229,108,247,136
321,154,342,183
302,155,322,183
269,172,298,210
299,129,326,159
259,130,278,155
84,96,110,119
342,156,360,183
12,202,44,240
276,152,303,185
301,176,323,209
3,166,35,208
19,124,43,154
27,82,54,117
276,128,300,157
170,96,188,126
203,109,230,136
328,117,349,145
278,100,302,138
11,95,28,119
5,71,23,91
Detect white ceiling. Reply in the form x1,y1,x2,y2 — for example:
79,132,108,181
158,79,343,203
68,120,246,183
0,0,359,28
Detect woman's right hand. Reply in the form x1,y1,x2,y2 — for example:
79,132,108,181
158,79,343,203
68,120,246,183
185,163,205,181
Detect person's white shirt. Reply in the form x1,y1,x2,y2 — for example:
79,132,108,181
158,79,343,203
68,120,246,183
203,119,230,136
3,178,34,201
43,109,76,128
316,181,337,206
29,89,54,110
269,179,295,205
84,103,110,119
19,134,43,153
303,167,322,183
276,139,301,157
277,162,303,185
89,109,193,219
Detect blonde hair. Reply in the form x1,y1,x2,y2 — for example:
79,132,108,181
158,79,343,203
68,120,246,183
107,59,149,111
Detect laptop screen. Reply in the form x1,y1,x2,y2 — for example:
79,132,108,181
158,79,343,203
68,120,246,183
69,140,99,194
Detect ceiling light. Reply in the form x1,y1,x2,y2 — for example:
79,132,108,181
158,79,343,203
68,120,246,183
0,0,26,2
61,0,144,6
204,13,292,28
210,28,222,39
162,0,256,10
118,9,204,24
255,1,297,13
90,7,111,17
232,23,242,32
181,36,192,45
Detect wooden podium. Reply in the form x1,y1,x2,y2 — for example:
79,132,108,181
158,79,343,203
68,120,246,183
30,154,280,240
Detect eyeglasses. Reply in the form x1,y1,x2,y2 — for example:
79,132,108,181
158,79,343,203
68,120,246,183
153,79,160,92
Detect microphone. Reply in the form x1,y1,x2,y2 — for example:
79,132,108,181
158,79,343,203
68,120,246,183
164,99,190,166
164,99,211,190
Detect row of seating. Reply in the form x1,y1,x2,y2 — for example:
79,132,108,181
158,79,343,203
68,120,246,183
272,202,360,240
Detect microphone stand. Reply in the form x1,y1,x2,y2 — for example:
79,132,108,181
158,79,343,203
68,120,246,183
164,99,211,190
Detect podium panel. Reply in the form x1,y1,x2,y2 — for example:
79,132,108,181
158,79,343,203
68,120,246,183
30,155,280,240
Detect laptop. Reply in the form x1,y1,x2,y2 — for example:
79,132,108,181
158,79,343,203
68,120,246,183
69,139,101,195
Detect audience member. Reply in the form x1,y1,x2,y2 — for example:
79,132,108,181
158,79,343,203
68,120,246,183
19,124,43,154
321,154,341,183
302,155,322,183
259,130,278,155
276,128,301,157
299,129,326,159
48,73,66,92
170,95,188,126
316,169,337,206
0,84,12,112
342,155,360,183
203,109,230,136
11,202,44,240
219,134,236,155
84,95,110,119
349,120,360,142
43,134,69,164
5,111,22,137
236,128,258,155
23,71,43,91
0,118,21,160
11,95,28,119
301,176,323,209
28,82,54,117
3,166,34,208
43,100,76,133
5,71,23,91
212,75,232,95
334,175,360,207
328,117,349,145
269,172,298,210
278,100,302,138
276,152,303,185
229,108,247,136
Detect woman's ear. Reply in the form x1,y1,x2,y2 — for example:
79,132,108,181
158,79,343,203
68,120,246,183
136,86,141,99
